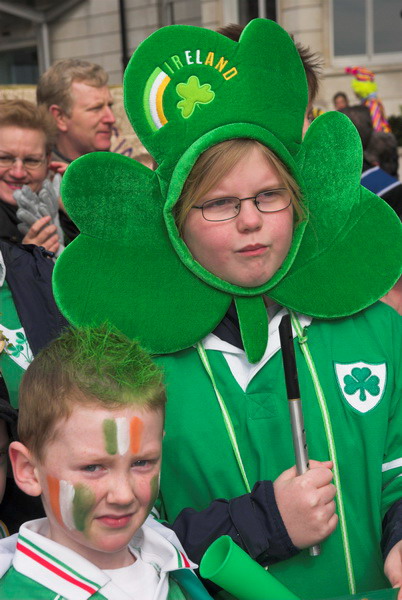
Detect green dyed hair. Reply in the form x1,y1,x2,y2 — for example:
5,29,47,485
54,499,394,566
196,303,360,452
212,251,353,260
18,324,165,461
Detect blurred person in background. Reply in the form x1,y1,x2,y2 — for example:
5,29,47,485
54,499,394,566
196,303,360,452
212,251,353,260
333,91,349,110
366,130,399,178
341,104,402,315
36,59,116,242
341,105,402,219
36,58,116,169
345,66,391,133
0,99,61,253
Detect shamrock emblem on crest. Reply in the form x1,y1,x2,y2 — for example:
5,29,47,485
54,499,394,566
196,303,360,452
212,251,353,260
343,367,380,401
176,75,215,119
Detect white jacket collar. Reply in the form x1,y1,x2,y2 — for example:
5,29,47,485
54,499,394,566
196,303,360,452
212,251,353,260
202,308,312,392
4,516,195,600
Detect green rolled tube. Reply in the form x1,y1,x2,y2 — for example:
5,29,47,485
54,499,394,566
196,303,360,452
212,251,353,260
200,535,300,600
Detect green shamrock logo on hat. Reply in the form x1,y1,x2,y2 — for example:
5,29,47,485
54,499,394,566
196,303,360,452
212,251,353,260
176,76,215,118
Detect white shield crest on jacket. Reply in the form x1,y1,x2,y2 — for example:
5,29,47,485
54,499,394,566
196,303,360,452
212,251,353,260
335,362,387,413
0,325,33,370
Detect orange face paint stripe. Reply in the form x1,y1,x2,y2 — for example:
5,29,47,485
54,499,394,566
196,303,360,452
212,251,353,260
130,416,144,454
47,475,63,526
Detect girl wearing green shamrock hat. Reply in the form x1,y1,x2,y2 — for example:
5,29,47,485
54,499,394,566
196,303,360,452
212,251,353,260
53,18,402,600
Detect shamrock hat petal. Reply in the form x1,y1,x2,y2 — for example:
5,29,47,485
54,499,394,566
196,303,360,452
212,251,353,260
53,152,231,354
269,111,402,315
124,19,307,174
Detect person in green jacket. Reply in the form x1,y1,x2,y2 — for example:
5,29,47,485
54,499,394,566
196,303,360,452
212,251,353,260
52,19,402,599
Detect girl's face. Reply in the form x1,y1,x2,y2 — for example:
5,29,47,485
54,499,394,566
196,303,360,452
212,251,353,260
182,146,294,288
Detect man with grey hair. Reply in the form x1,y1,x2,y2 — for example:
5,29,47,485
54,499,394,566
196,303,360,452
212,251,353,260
37,58,116,166
35,59,116,241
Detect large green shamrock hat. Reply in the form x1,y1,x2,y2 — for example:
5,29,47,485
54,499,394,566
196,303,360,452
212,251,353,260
53,19,402,364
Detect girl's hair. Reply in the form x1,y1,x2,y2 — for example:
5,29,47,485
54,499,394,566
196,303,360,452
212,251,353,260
175,139,305,231
0,99,57,153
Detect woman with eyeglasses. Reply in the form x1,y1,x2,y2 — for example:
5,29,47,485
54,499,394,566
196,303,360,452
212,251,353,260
53,19,402,599
0,99,60,253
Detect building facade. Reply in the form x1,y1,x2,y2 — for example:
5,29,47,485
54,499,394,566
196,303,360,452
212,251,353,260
1,0,401,139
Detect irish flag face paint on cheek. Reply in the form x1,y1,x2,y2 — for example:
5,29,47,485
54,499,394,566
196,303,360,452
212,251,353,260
103,416,144,455
46,476,95,533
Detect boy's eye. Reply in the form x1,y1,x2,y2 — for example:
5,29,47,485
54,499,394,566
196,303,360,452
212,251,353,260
82,464,102,472
132,459,159,469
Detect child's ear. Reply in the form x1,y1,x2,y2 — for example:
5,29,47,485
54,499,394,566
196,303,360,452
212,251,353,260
9,442,42,497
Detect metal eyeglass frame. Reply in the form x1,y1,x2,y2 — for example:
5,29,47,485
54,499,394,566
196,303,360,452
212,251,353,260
191,188,292,222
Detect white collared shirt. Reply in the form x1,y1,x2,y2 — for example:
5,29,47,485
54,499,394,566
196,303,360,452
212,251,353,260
202,307,312,391
0,517,196,600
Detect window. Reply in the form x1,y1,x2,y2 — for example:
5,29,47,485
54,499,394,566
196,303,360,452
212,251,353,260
238,0,276,24
332,0,402,64
222,0,276,26
0,48,39,84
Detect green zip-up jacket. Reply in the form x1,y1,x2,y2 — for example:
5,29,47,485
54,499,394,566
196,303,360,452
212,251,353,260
156,303,402,599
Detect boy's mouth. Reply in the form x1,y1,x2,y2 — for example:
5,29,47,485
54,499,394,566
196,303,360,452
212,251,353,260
96,513,134,528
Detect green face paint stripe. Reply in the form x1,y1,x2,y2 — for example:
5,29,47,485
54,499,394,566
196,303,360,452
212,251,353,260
147,473,160,514
103,418,118,455
151,473,159,498
72,484,96,532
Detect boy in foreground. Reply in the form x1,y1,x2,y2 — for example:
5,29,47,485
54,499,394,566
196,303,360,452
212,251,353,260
0,326,211,599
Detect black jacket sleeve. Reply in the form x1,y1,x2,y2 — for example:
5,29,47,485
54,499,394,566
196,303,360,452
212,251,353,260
1,241,69,355
382,498,402,559
171,480,299,567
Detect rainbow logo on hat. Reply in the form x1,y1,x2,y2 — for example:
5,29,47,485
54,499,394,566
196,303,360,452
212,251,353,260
144,67,171,131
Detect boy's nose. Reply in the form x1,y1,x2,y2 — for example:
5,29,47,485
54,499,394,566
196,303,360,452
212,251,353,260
106,474,136,506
